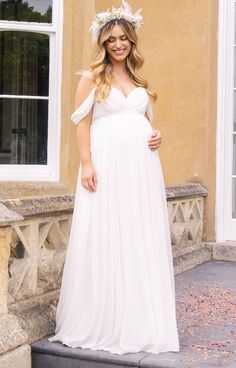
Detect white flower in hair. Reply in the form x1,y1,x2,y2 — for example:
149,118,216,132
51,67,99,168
90,0,143,43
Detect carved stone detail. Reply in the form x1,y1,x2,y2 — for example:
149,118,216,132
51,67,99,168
8,215,72,304
167,197,203,247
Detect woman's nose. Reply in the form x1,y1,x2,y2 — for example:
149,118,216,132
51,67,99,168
115,39,121,47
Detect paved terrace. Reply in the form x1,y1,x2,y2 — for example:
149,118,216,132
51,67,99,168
32,260,236,367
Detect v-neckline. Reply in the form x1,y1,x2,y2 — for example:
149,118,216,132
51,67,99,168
111,86,144,99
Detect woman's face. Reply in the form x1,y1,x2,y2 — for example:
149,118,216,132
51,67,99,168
105,24,132,62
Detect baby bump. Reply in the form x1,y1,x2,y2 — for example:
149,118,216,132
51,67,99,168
90,112,155,173
90,112,153,150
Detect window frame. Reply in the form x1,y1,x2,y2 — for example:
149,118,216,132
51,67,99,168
0,0,63,181
216,0,236,241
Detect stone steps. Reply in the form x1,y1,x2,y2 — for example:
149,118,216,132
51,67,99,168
173,242,212,274
31,337,179,368
173,241,236,275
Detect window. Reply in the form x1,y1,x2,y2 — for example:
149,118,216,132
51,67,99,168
0,0,63,180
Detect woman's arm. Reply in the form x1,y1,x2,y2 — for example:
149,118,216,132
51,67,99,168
75,109,93,167
74,75,97,192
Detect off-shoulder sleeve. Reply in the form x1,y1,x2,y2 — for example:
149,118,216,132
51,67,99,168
71,87,96,125
75,69,94,80
146,98,153,125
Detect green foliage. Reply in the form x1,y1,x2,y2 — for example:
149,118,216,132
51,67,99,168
0,0,52,23
0,31,49,95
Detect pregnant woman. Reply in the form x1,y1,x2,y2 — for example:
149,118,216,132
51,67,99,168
48,0,180,355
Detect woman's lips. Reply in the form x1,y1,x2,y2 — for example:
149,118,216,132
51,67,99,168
113,49,126,55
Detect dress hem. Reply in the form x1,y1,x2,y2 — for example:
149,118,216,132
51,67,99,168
48,336,180,355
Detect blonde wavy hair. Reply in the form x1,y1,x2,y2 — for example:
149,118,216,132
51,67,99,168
89,19,157,103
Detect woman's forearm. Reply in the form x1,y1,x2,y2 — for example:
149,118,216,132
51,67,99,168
76,117,92,167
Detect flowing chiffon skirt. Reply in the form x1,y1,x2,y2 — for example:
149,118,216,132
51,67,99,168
48,111,180,354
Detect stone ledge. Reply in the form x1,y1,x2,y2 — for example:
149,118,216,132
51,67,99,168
0,183,207,225
0,204,24,226
173,243,213,275
32,337,151,366
166,183,208,200
0,195,75,223
213,242,236,262
173,241,236,274
172,242,213,258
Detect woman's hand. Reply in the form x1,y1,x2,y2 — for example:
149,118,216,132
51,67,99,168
81,162,97,192
148,129,162,150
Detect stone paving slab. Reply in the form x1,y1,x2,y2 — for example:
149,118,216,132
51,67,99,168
32,260,236,367
140,346,236,368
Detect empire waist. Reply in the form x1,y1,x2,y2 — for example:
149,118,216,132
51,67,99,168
91,111,150,126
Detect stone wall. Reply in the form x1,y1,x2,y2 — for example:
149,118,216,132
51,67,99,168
0,183,210,367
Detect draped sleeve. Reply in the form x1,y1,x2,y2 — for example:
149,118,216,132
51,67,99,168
71,69,96,125
71,87,96,125
75,69,94,79
145,97,154,125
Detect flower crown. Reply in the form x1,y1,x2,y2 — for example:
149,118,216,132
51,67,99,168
90,0,143,43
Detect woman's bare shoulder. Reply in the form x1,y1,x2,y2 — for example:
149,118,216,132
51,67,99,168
74,72,96,109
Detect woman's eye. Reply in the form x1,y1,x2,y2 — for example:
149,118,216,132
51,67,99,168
107,36,127,42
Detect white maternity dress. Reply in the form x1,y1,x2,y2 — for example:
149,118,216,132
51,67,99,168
48,73,180,355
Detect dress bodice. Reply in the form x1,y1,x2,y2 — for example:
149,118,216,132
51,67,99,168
71,84,153,126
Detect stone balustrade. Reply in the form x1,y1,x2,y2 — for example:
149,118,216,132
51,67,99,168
166,183,208,248
0,183,209,367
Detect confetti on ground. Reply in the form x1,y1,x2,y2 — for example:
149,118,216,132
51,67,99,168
173,260,236,366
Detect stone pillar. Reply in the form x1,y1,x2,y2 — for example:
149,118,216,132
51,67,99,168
0,205,31,368
0,226,11,314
